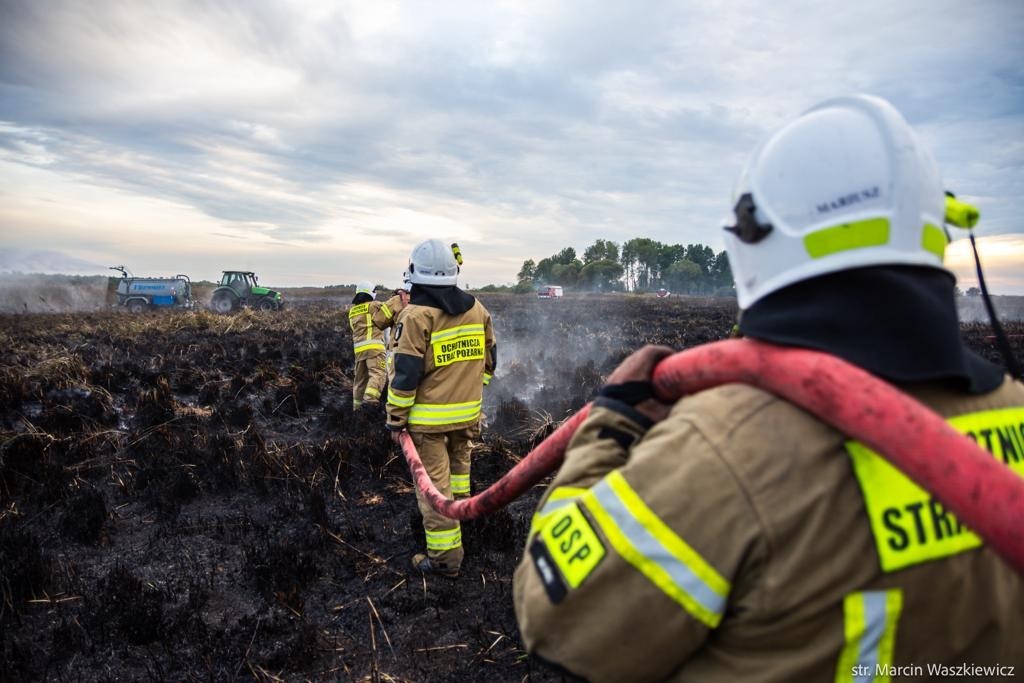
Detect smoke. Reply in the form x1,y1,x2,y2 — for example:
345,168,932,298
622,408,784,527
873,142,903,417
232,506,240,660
0,249,106,275
957,295,1024,324
0,273,111,313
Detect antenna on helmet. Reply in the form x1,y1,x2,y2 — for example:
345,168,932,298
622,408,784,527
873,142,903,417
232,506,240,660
946,192,1022,379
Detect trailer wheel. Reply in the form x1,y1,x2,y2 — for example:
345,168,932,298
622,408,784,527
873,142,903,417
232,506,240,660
128,300,148,314
211,293,237,314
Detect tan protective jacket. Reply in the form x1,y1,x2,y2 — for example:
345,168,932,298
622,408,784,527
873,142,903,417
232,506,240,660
514,377,1024,682
347,299,401,356
386,298,496,433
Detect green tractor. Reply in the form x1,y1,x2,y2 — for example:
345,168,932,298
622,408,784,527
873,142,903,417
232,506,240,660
210,271,284,313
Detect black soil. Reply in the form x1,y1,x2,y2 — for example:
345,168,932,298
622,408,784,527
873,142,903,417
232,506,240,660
1,295,1020,681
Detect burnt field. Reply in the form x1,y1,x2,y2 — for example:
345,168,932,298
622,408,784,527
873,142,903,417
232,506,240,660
1,294,1021,682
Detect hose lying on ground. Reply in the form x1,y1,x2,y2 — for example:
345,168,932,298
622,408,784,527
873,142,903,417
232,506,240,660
399,338,1024,574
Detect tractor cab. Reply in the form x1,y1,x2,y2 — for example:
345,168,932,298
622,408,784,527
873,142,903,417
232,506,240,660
220,271,258,297
211,270,283,313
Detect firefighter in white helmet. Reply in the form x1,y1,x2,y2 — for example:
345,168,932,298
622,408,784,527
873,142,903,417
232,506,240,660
348,280,404,410
514,95,1024,680
387,240,496,576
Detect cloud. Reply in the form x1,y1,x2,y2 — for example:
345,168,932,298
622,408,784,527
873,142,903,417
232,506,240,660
0,0,1022,288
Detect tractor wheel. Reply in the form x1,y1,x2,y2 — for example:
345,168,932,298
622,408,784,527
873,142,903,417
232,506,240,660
128,300,147,314
211,293,237,314
258,298,277,311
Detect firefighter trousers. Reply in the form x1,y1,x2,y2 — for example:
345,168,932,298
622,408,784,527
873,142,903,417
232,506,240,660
410,427,474,571
353,351,386,408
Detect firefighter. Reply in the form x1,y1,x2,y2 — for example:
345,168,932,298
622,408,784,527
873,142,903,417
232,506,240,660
384,279,412,385
348,281,397,410
513,95,1024,681
386,239,497,576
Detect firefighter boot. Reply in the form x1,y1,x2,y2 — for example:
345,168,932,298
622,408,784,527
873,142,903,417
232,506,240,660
411,553,459,577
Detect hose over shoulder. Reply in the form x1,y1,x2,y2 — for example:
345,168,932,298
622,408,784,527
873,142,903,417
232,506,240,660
400,339,1024,574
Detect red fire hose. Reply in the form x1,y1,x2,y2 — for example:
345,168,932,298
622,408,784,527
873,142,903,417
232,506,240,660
398,339,1024,574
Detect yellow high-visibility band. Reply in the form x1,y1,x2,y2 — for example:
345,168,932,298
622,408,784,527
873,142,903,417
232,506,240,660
834,590,903,683
803,218,890,259
409,400,482,426
425,526,462,551
921,223,947,259
354,339,385,354
450,473,470,495
430,324,485,343
583,471,731,628
387,389,416,408
530,486,587,535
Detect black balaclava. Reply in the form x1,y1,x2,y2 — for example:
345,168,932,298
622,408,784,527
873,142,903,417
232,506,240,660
740,265,1004,394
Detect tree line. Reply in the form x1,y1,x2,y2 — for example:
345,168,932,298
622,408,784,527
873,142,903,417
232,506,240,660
503,238,734,295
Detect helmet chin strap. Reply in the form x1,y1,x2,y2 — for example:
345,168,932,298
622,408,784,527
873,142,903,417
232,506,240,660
947,193,1022,379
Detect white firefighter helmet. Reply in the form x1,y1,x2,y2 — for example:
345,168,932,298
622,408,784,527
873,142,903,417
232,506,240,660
355,281,374,296
407,239,459,286
723,94,948,309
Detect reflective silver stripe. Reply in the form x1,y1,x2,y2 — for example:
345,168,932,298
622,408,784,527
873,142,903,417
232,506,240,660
387,389,415,407
538,496,578,518
590,477,726,620
837,590,902,683
451,473,470,494
426,526,462,550
431,324,485,343
856,593,887,681
409,400,482,425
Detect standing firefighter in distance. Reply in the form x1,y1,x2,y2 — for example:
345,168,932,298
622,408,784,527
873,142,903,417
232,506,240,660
348,281,400,410
513,95,1024,681
387,240,496,577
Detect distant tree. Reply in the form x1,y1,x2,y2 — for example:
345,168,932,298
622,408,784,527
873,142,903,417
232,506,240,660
534,257,555,283
554,247,577,265
966,287,982,297
517,259,536,285
664,259,702,293
621,237,664,290
579,260,624,292
583,239,620,264
550,261,582,286
709,250,733,292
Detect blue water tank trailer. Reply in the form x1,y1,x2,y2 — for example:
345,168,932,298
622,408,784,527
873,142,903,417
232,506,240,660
110,266,195,313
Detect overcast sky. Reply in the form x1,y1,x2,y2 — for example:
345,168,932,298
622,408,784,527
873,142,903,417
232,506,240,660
1,0,1022,292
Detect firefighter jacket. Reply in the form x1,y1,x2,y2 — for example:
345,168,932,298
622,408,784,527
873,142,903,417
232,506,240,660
514,377,1024,682
348,297,401,357
386,286,496,433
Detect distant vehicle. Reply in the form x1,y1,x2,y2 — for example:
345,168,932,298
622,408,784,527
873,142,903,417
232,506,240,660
536,285,564,299
211,271,284,313
110,266,194,313
656,288,671,298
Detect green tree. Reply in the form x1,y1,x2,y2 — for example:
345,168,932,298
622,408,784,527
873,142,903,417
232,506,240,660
709,250,733,293
664,259,702,293
621,237,663,290
554,247,577,265
517,259,536,285
579,260,624,292
583,239,620,264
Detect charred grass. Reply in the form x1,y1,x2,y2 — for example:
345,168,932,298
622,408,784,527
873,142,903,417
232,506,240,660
1,296,1021,681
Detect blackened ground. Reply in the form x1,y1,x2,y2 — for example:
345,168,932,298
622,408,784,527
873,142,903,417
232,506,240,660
1,295,1022,681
